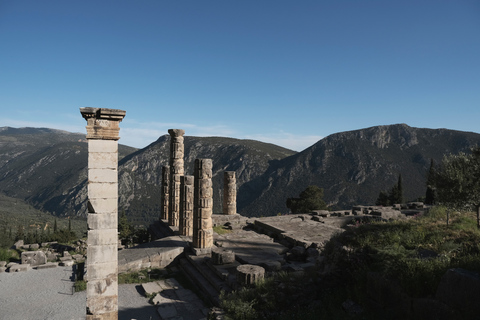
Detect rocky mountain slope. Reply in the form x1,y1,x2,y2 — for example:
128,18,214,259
0,127,137,215
239,124,480,215
2,124,480,223
0,127,295,225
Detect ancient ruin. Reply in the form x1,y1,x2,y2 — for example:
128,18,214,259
80,107,125,320
179,175,194,236
160,165,170,221
168,129,185,227
223,171,237,215
192,158,214,251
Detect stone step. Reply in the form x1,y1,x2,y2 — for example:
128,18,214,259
178,257,220,307
185,253,233,295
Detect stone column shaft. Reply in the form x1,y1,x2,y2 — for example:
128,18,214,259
193,159,213,249
81,107,125,320
168,129,185,227
223,171,237,215
179,175,194,236
160,166,170,221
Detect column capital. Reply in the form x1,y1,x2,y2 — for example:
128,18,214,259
168,129,185,137
80,108,126,140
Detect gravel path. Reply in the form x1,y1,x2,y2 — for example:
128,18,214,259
0,266,159,320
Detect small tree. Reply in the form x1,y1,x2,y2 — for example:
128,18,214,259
425,159,437,205
286,185,328,213
118,210,134,245
376,191,389,206
376,174,404,206
433,147,480,227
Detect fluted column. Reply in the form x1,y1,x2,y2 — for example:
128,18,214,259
179,175,194,236
160,166,170,221
193,159,213,250
168,129,185,227
80,107,125,320
223,171,237,215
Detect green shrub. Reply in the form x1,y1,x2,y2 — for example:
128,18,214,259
74,280,86,292
0,248,18,262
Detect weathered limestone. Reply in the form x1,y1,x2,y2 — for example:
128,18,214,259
211,248,235,265
236,264,265,286
223,171,237,215
21,251,47,266
193,159,214,250
81,107,125,320
168,129,185,227
160,165,170,221
179,175,194,236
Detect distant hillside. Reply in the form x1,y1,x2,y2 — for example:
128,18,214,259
0,127,295,225
0,127,137,215
2,124,480,223
239,124,480,215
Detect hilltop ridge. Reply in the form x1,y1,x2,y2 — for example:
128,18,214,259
1,124,480,224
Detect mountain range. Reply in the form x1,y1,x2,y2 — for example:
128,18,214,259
1,124,480,225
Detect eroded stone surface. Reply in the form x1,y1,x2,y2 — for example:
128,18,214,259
193,159,213,249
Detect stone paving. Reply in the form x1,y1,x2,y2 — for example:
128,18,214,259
142,277,209,320
253,214,351,248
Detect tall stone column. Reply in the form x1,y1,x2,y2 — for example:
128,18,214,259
179,175,194,236
80,107,126,320
168,129,185,227
193,159,214,250
160,165,170,221
223,171,237,215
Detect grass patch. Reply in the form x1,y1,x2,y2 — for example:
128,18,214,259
213,225,232,235
74,280,87,292
0,248,19,262
118,268,169,284
219,206,480,319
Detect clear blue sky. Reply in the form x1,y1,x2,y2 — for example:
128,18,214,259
1,1,479,151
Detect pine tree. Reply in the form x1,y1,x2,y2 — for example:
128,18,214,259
54,218,57,233
425,159,437,205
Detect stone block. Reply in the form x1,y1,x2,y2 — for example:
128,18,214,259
211,248,235,265
88,139,118,153
21,251,47,266
59,260,74,266
86,261,118,281
87,229,118,246
12,240,24,249
9,264,31,272
88,211,118,229
89,168,118,183
0,261,6,268
236,264,265,286
36,262,58,269
86,294,118,315
142,281,163,296
0,267,6,273
29,243,40,250
87,245,117,264
88,183,118,200
88,152,118,169
87,276,118,297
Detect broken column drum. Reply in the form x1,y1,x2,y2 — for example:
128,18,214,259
160,165,170,221
193,159,214,248
81,107,126,320
168,129,185,227
223,171,237,215
179,175,194,236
